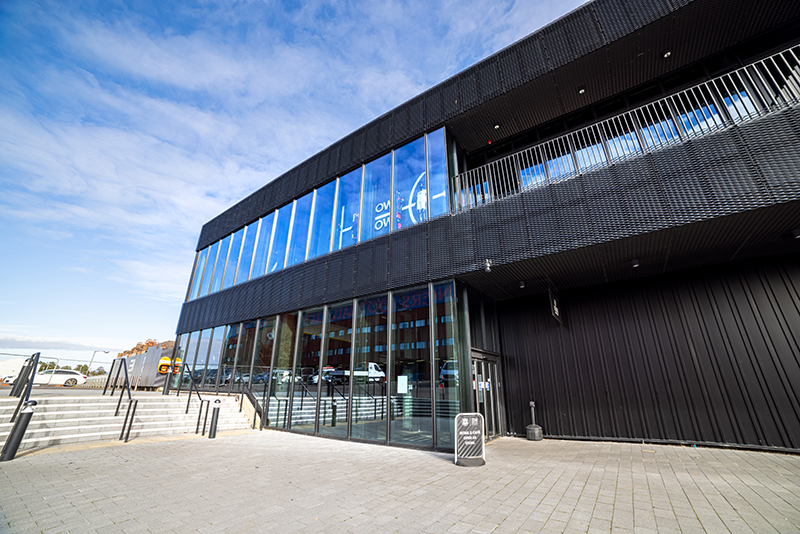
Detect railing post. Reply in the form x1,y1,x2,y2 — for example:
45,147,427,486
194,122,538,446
208,399,221,439
1,400,37,461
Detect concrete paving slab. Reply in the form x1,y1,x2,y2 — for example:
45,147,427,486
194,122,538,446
1,432,799,533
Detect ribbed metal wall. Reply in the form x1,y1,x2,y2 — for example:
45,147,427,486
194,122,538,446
498,254,800,452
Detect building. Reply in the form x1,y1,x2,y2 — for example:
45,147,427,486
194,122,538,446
172,0,800,453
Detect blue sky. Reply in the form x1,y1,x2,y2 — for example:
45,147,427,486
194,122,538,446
0,0,584,370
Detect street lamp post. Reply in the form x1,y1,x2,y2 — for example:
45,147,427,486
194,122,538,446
89,350,109,375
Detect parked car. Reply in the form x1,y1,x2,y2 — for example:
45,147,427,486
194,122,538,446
439,360,458,385
1,374,17,385
18,369,88,387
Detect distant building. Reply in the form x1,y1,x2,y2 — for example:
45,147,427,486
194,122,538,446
173,0,800,452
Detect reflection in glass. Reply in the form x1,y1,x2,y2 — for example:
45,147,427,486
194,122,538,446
236,220,259,284
333,168,362,251
189,248,208,301
390,287,432,446
172,334,191,390
352,296,388,441
267,313,298,428
219,323,240,392
251,213,273,279
210,235,231,294
291,309,324,433
191,328,213,388
269,206,291,273
252,317,277,403
318,303,352,437
231,320,257,392
203,326,225,387
286,193,313,267
308,181,336,260
360,153,392,242
393,137,427,229
199,241,220,298
222,228,243,290
427,128,449,218
433,283,458,448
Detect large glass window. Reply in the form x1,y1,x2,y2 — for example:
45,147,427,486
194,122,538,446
252,317,277,401
308,181,336,260
317,303,352,437
191,328,213,386
189,248,208,301
173,333,192,389
236,220,259,285
218,323,240,391
393,137,427,229
251,213,273,279
267,313,298,428
286,193,313,268
333,168,362,251
268,206,291,274
352,296,388,441
231,320,257,391
433,283,458,449
202,326,225,387
390,287,432,447
210,235,231,294
222,228,244,290
291,308,324,433
360,153,392,242
199,241,220,298
427,128,450,218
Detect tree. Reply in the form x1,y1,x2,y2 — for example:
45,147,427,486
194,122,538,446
59,365,71,371
75,364,89,375
91,366,106,376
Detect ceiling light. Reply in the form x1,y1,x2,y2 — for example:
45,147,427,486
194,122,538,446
631,259,640,268
662,49,672,59
484,259,492,273
792,228,800,239
493,123,500,130
577,85,586,95
519,281,526,289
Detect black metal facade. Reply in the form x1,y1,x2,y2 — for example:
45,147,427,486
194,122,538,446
498,253,800,452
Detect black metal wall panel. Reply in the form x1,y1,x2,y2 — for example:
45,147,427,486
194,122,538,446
498,253,800,451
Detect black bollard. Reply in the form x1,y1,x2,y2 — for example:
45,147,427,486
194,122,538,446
208,399,221,439
1,400,37,461
331,400,337,427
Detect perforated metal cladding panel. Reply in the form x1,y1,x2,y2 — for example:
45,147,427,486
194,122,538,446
740,108,800,202
179,109,800,334
540,8,605,69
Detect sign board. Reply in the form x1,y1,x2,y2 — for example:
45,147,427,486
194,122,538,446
549,288,562,324
454,413,485,467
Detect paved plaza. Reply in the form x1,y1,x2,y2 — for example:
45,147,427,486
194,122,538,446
1,429,799,534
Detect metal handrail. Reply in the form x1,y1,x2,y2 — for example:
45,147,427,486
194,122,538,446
238,381,264,430
453,44,800,211
9,352,41,423
102,359,138,442
174,363,211,435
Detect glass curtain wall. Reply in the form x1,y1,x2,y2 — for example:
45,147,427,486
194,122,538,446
433,282,458,448
393,137,427,229
172,334,191,389
308,180,336,260
203,326,225,386
218,324,240,391
390,287,432,446
236,220,259,284
317,303,352,437
231,320,257,391
186,127,452,303
267,313,298,429
352,296,388,441
360,153,392,242
286,193,313,267
251,213,273,279
252,317,277,405
191,328,213,386
291,308,324,433
333,168,362,251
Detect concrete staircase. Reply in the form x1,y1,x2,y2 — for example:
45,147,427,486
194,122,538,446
0,394,252,451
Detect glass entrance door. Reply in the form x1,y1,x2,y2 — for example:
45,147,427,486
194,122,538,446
471,355,503,440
